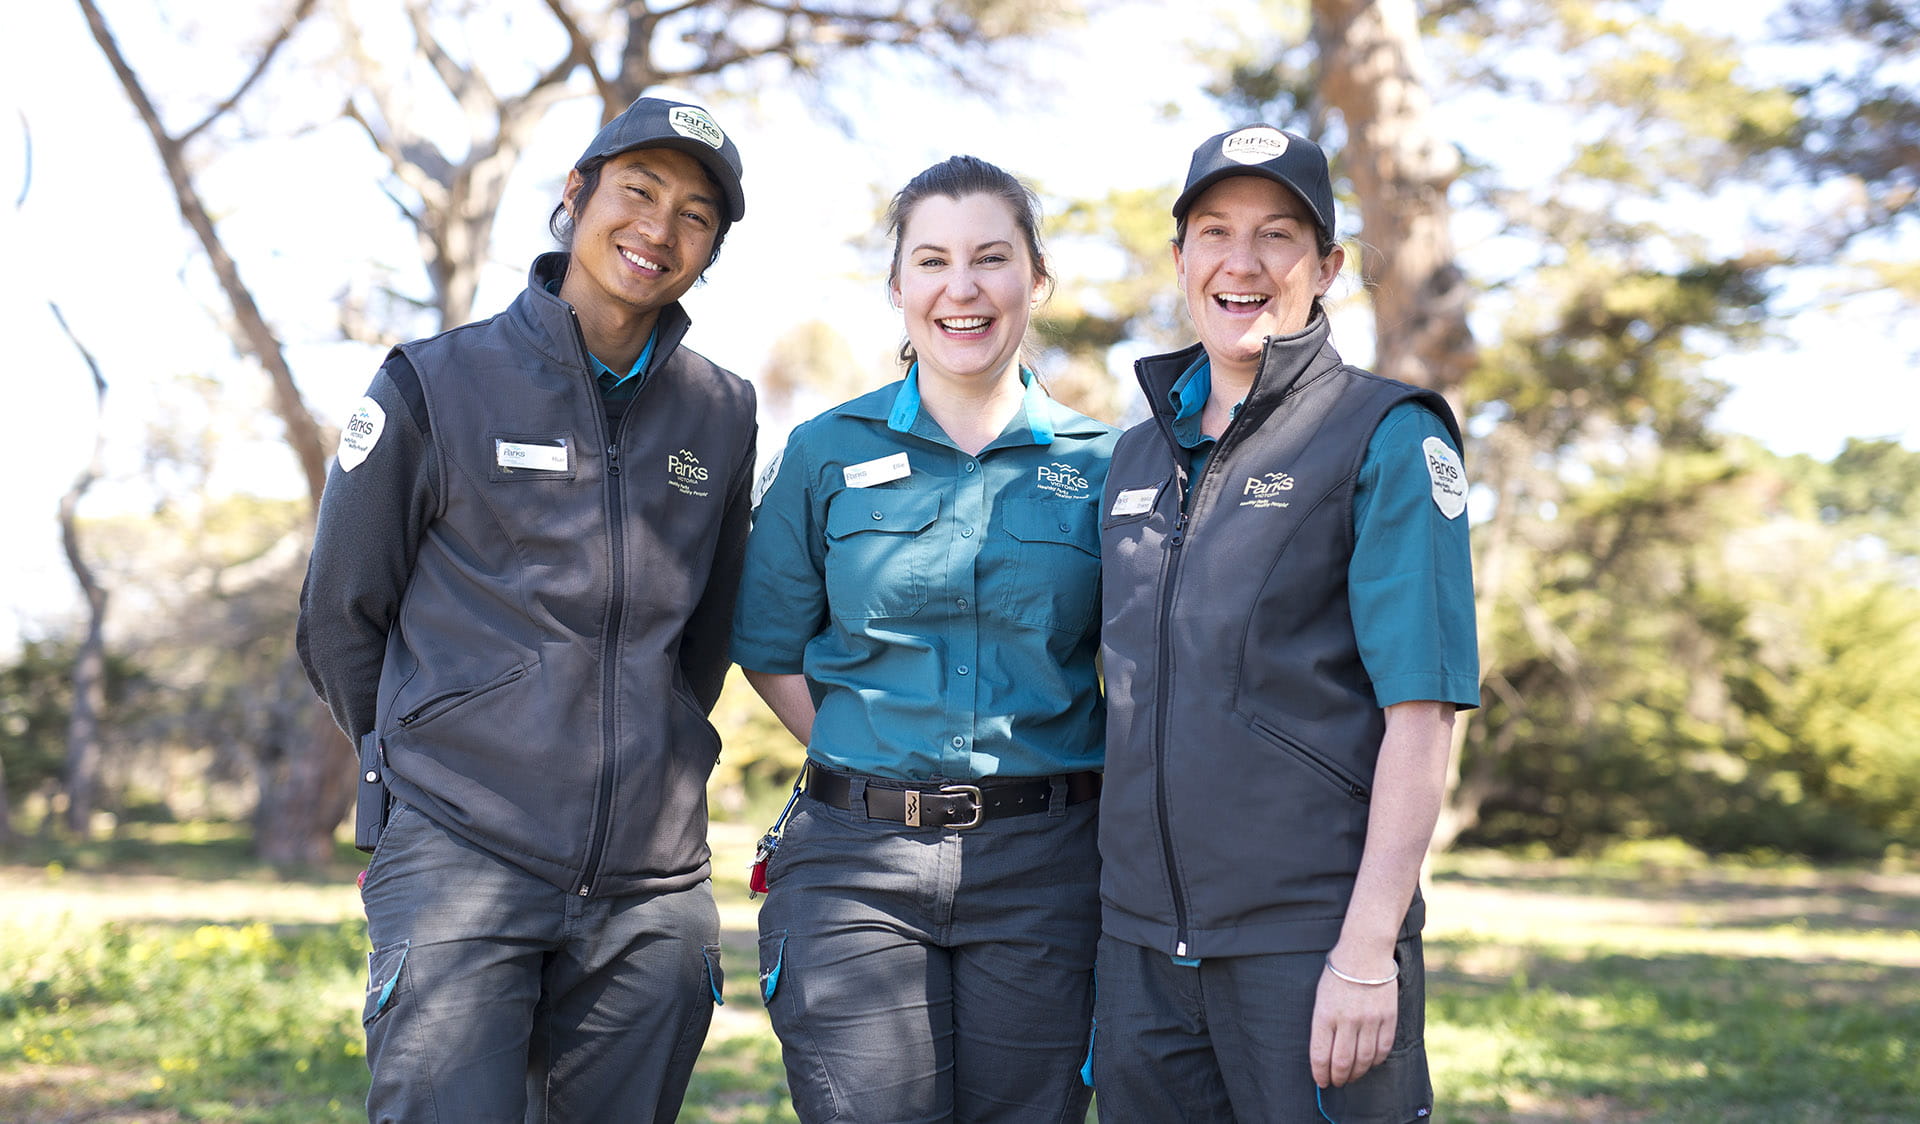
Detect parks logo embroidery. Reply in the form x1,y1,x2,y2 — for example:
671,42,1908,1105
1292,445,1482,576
1035,462,1091,499
668,449,711,498
1239,470,1295,508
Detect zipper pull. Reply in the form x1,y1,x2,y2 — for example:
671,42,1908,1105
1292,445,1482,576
1169,510,1189,548
606,444,621,476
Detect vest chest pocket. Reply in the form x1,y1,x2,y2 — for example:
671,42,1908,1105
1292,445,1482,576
824,489,942,620
1000,497,1101,633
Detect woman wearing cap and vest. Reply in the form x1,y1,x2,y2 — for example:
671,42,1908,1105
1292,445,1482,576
731,156,1117,1123
1091,125,1479,1123
297,97,755,1124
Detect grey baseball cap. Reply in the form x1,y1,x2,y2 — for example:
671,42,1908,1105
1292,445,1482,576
575,96,745,222
1172,124,1333,239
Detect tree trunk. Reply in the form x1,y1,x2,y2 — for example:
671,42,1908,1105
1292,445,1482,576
1312,0,1484,849
51,302,111,838
1312,0,1476,414
254,675,356,868
0,745,13,848
77,0,350,865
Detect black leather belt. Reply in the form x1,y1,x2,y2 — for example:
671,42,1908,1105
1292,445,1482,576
805,767,1100,830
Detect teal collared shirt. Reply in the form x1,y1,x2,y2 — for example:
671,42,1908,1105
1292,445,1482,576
591,329,657,401
1169,356,1477,710
543,276,657,401
732,368,1120,780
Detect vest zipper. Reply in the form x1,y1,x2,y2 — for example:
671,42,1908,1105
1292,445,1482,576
572,308,626,898
1151,431,1206,956
1148,363,1252,957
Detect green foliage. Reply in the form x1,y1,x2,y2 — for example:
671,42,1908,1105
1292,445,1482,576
1464,434,1920,859
708,669,809,824
1,637,149,822
2,918,369,1121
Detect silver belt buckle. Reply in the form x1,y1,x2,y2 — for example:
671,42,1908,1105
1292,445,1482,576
939,783,984,830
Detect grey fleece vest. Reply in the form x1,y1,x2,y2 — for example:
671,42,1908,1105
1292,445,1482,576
1098,316,1461,958
374,254,755,897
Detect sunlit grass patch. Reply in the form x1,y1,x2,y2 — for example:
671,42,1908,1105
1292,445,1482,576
1426,925,1920,1122
5,833,1916,1122
2,918,368,1123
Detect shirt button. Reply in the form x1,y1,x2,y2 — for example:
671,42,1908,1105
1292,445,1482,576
957,665,969,676
872,511,884,520
956,598,968,609
1059,522,1071,532
951,736,965,748
962,527,974,538
965,462,977,473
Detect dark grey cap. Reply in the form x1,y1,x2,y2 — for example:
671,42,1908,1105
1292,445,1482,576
1172,124,1334,238
575,97,745,222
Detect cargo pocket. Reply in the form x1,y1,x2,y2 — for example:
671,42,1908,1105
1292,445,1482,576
1316,936,1434,1123
757,930,788,1005
703,943,725,1006
363,940,410,1026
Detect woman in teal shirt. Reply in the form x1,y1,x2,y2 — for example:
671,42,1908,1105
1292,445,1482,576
731,155,1117,1123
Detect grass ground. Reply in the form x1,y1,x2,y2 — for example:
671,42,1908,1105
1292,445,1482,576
3,824,1915,1122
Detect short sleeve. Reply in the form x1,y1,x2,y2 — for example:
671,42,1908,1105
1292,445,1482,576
1349,402,1480,710
730,431,829,674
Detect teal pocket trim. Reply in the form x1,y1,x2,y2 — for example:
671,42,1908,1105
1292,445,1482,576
1080,965,1097,1087
703,944,725,1006
760,931,786,1003
364,940,409,1025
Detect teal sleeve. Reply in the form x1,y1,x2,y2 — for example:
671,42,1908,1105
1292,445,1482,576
729,429,829,675
1349,402,1480,710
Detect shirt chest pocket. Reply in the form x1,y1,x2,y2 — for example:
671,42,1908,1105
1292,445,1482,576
824,489,943,621
998,497,1101,634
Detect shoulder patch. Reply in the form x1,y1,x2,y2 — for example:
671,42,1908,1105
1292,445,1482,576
338,396,387,473
751,447,784,512
1423,435,1467,520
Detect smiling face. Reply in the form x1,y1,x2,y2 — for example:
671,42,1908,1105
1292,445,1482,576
1173,174,1344,383
889,192,1045,390
558,146,721,330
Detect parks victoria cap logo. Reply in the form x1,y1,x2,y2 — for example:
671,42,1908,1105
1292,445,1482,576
1221,126,1290,165
668,106,726,150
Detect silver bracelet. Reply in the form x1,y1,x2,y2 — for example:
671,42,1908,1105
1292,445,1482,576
1325,957,1399,986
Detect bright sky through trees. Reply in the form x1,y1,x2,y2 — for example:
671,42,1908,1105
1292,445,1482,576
2,0,1914,643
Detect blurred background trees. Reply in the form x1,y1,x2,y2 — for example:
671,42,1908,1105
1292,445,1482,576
6,0,1917,866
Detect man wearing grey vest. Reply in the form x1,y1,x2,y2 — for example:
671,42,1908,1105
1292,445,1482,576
1092,124,1479,1123
298,96,756,1123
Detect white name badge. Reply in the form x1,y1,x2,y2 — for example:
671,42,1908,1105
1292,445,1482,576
1110,485,1161,517
496,440,569,472
844,452,911,488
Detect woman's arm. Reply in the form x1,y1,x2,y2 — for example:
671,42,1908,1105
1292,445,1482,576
743,668,817,747
1309,698,1454,1088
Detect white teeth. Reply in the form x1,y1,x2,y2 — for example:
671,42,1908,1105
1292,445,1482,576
621,248,665,272
1217,293,1267,305
940,317,990,330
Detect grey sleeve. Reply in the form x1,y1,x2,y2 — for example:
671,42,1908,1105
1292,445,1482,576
678,416,757,715
295,355,437,741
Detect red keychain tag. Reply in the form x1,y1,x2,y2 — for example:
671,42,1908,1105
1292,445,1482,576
748,834,777,897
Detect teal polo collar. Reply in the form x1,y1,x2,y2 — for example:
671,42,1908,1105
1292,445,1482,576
1168,354,1242,450
885,364,1060,446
